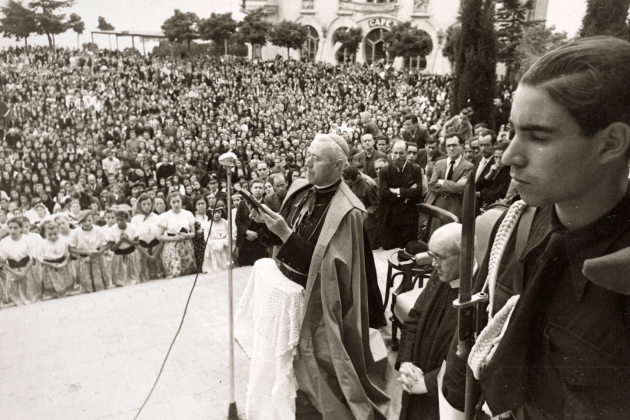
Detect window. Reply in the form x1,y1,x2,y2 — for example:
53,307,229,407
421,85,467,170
364,28,391,65
408,55,427,70
333,27,356,64
301,26,319,61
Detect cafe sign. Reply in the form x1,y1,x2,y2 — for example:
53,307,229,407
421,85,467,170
368,18,396,28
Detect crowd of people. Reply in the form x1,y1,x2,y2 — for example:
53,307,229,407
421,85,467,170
0,45,509,308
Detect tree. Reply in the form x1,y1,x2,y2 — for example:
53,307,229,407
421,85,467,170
68,12,84,49
513,23,567,81
237,8,271,58
198,12,237,56
161,9,199,51
268,20,307,59
442,24,461,69
495,0,533,62
29,0,75,48
452,0,497,128
97,16,114,31
0,0,37,48
332,26,362,63
383,21,433,69
579,0,630,39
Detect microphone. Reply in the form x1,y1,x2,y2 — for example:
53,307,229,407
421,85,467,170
219,151,237,167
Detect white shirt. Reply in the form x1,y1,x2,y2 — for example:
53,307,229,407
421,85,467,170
475,157,491,181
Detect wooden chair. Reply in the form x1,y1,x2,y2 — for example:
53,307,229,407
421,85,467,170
387,203,459,350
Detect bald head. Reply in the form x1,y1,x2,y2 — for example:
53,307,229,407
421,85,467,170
429,223,464,284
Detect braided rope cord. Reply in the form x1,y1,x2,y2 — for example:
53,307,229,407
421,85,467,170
469,200,528,380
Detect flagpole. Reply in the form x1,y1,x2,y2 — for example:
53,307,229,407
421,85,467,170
453,173,487,419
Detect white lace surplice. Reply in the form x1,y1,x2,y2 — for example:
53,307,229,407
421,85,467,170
235,258,304,420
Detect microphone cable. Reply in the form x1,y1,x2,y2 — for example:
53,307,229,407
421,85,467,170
132,173,228,420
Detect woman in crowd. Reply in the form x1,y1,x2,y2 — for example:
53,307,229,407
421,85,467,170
192,195,209,273
157,192,196,279
131,194,164,282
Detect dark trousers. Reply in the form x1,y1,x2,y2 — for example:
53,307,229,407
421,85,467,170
381,223,418,250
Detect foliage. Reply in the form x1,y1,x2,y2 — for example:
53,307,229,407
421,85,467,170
332,26,362,52
198,12,237,55
383,21,433,68
579,0,630,39
82,41,98,52
513,23,568,81
495,0,533,62
237,8,271,47
29,0,75,47
68,12,84,48
0,0,38,46
161,9,199,50
268,20,307,58
452,0,497,128
97,16,114,31
122,47,141,57
442,24,460,68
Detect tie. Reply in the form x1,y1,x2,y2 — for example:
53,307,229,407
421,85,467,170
292,187,317,229
446,160,455,181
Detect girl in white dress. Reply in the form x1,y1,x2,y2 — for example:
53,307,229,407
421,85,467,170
108,208,141,287
203,205,230,273
54,213,79,291
158,192,196,278
37,222,73,298
69,210,109,293
131,194,164,282
0,218,38,305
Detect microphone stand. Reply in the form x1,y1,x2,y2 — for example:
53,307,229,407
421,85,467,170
219,152,239,420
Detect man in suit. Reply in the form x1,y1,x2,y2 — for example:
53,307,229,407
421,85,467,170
474,131,496,210
235,180,268,266
351,133,387,179
477,142,512,209
418,138,446,180
379,140,425,250
426,133,475,233
403,113,431,150
263,173,288,213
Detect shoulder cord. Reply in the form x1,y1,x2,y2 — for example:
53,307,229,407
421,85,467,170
468,200,527,381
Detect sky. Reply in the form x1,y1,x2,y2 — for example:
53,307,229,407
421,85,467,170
0,0,587,50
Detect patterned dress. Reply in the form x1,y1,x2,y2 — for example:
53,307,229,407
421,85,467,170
159,209,197,278
108,224,141,287
70,227,108,293
0,235,40,305
36,239,73,298
131,213,164,282
193,214,209,273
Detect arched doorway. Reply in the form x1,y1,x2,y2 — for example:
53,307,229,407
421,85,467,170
302,26,319,61
333,27,356,64
364,28,390,65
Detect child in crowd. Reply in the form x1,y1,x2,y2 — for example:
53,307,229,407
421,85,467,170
0,218,38,305
54,213,78,290
158,192,196,279
69,210,109,293
204,204,230,273
131,194,164,282
37,222,73,298
108,208,140,287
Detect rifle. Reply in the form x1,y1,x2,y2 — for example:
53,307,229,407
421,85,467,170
453,173,489,420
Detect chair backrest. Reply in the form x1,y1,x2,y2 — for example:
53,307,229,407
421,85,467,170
418,203,458,244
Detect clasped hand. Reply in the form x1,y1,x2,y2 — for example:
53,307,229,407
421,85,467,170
249,203,292,243
397,362,428,395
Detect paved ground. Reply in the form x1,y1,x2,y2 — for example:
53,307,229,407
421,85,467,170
0,250,403,420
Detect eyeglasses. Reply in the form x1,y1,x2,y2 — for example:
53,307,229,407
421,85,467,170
427,250,457,266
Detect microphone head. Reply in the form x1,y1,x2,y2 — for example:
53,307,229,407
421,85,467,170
218,151,237,167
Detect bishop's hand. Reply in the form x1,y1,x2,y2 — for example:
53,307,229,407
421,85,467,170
250,204,292,243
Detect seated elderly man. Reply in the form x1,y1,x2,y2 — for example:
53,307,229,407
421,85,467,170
396,223,474,420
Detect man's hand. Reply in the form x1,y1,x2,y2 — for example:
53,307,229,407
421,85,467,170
245,230,258,241
398,362,428,394
251,204,292,243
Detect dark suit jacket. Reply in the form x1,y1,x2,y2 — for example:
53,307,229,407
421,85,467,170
418,149,446,169
477,165,512,208
263,192,284,213
234,199,265,250
426,157,475,219
474,156,495,188
351,149,387,179
378,162,424,226
409,124,431,150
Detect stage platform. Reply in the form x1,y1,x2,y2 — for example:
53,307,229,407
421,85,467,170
0,250,403,420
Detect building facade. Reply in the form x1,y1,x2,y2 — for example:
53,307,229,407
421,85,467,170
242,0,458,73
242,0,547,74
